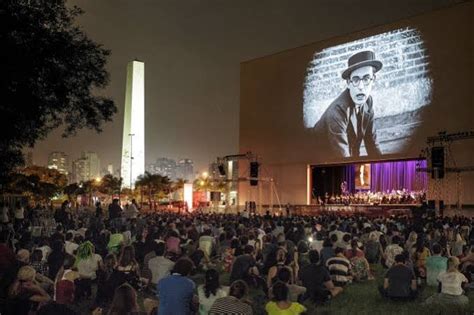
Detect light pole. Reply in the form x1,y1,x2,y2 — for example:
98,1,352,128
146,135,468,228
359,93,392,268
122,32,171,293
129,133,135,188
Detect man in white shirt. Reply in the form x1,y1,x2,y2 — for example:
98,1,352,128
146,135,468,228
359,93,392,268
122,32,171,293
125,199,140,219
148,242,175,286
65,232,79,255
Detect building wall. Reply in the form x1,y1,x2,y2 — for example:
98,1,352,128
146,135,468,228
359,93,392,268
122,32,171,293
239,3,474,206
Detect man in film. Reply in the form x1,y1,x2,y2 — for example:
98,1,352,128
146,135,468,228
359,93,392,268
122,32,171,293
313,50,383,158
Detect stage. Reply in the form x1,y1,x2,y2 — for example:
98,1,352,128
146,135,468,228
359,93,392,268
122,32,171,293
293,203,419,217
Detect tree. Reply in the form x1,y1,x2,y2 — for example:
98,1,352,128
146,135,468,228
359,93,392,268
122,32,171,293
98,174,122,199
0,0,116,180
136,172,171,207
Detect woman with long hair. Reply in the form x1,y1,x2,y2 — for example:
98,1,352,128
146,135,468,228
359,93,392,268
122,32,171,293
197,269,229,315
267,247,294,288
107,283,141,315
114,245,143,290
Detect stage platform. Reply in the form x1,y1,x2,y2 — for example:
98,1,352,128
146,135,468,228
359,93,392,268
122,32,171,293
293,204,420,217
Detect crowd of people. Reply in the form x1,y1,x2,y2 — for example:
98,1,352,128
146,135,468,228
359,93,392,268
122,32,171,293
320,189,427,205
0,198,473,314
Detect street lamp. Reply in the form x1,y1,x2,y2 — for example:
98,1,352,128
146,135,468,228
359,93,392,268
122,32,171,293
129,133,135,188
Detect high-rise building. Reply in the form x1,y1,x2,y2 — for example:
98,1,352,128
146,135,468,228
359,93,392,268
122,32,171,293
177,159,194,182
47,152,68,175
121,60,145,188
71,152,100,183
148,158,177,180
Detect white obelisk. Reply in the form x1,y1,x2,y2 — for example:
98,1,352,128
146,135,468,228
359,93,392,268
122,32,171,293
121,60,145,188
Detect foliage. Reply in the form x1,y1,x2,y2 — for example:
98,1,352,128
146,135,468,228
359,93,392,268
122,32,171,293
0,0,116,179
5,171,62,201
135,172,171,204
172,178,187,192
22,166,68,188
98,174,122,197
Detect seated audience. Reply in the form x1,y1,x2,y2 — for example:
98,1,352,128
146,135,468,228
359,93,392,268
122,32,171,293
209,280,253,315
197,269,229,315
265,281,306,315
425,243,447,286
158,257,196,315
425,256,469,307
298,250,343,304
379,254,417,300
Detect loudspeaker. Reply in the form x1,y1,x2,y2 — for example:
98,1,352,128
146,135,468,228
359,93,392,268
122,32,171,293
428,200,435,209
218,164,226,176
250,162,259,186
431,146,445,179
210,191,221,201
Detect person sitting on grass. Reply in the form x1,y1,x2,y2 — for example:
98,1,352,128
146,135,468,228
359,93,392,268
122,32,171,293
379,253,417,300
274,267,306,303
424,256,469,307
265,281,307,315
425,243,447,287
298,250,343,304
157,257,197,315
209,280,253,315
197,269,229,315
326,247,352,287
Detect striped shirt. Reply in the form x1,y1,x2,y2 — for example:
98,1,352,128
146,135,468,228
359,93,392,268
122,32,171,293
209,296,253,315
326,255,351,286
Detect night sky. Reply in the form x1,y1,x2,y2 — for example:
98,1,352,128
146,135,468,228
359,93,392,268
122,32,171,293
31,0,462,173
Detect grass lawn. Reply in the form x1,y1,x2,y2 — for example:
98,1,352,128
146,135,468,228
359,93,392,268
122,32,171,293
291,265,474,315
97,264,474,315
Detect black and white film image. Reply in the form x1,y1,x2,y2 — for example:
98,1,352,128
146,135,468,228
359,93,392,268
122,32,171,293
303,27,432,159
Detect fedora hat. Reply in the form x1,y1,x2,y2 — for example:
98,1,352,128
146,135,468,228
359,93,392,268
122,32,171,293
341,50,383,79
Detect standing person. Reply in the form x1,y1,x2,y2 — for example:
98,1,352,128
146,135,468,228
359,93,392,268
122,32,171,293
313,50,383,158
14,202,25,229
209,280,253,315
95,201,103,218
108,199,123,229
197,269,229,315
125,199,140,219
1,202,10,224
265,282,306,315
157,258,197,315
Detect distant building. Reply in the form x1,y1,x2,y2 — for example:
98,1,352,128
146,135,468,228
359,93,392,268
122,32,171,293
147,158,177,180
177,159,194,182
71,151,101,183
47,152,68,175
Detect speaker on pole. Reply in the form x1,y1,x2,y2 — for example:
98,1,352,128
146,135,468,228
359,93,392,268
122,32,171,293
250,162,259,186
431,146,444,179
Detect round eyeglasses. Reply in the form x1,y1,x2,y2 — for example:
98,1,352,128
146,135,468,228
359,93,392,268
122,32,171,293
348,75,374,87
